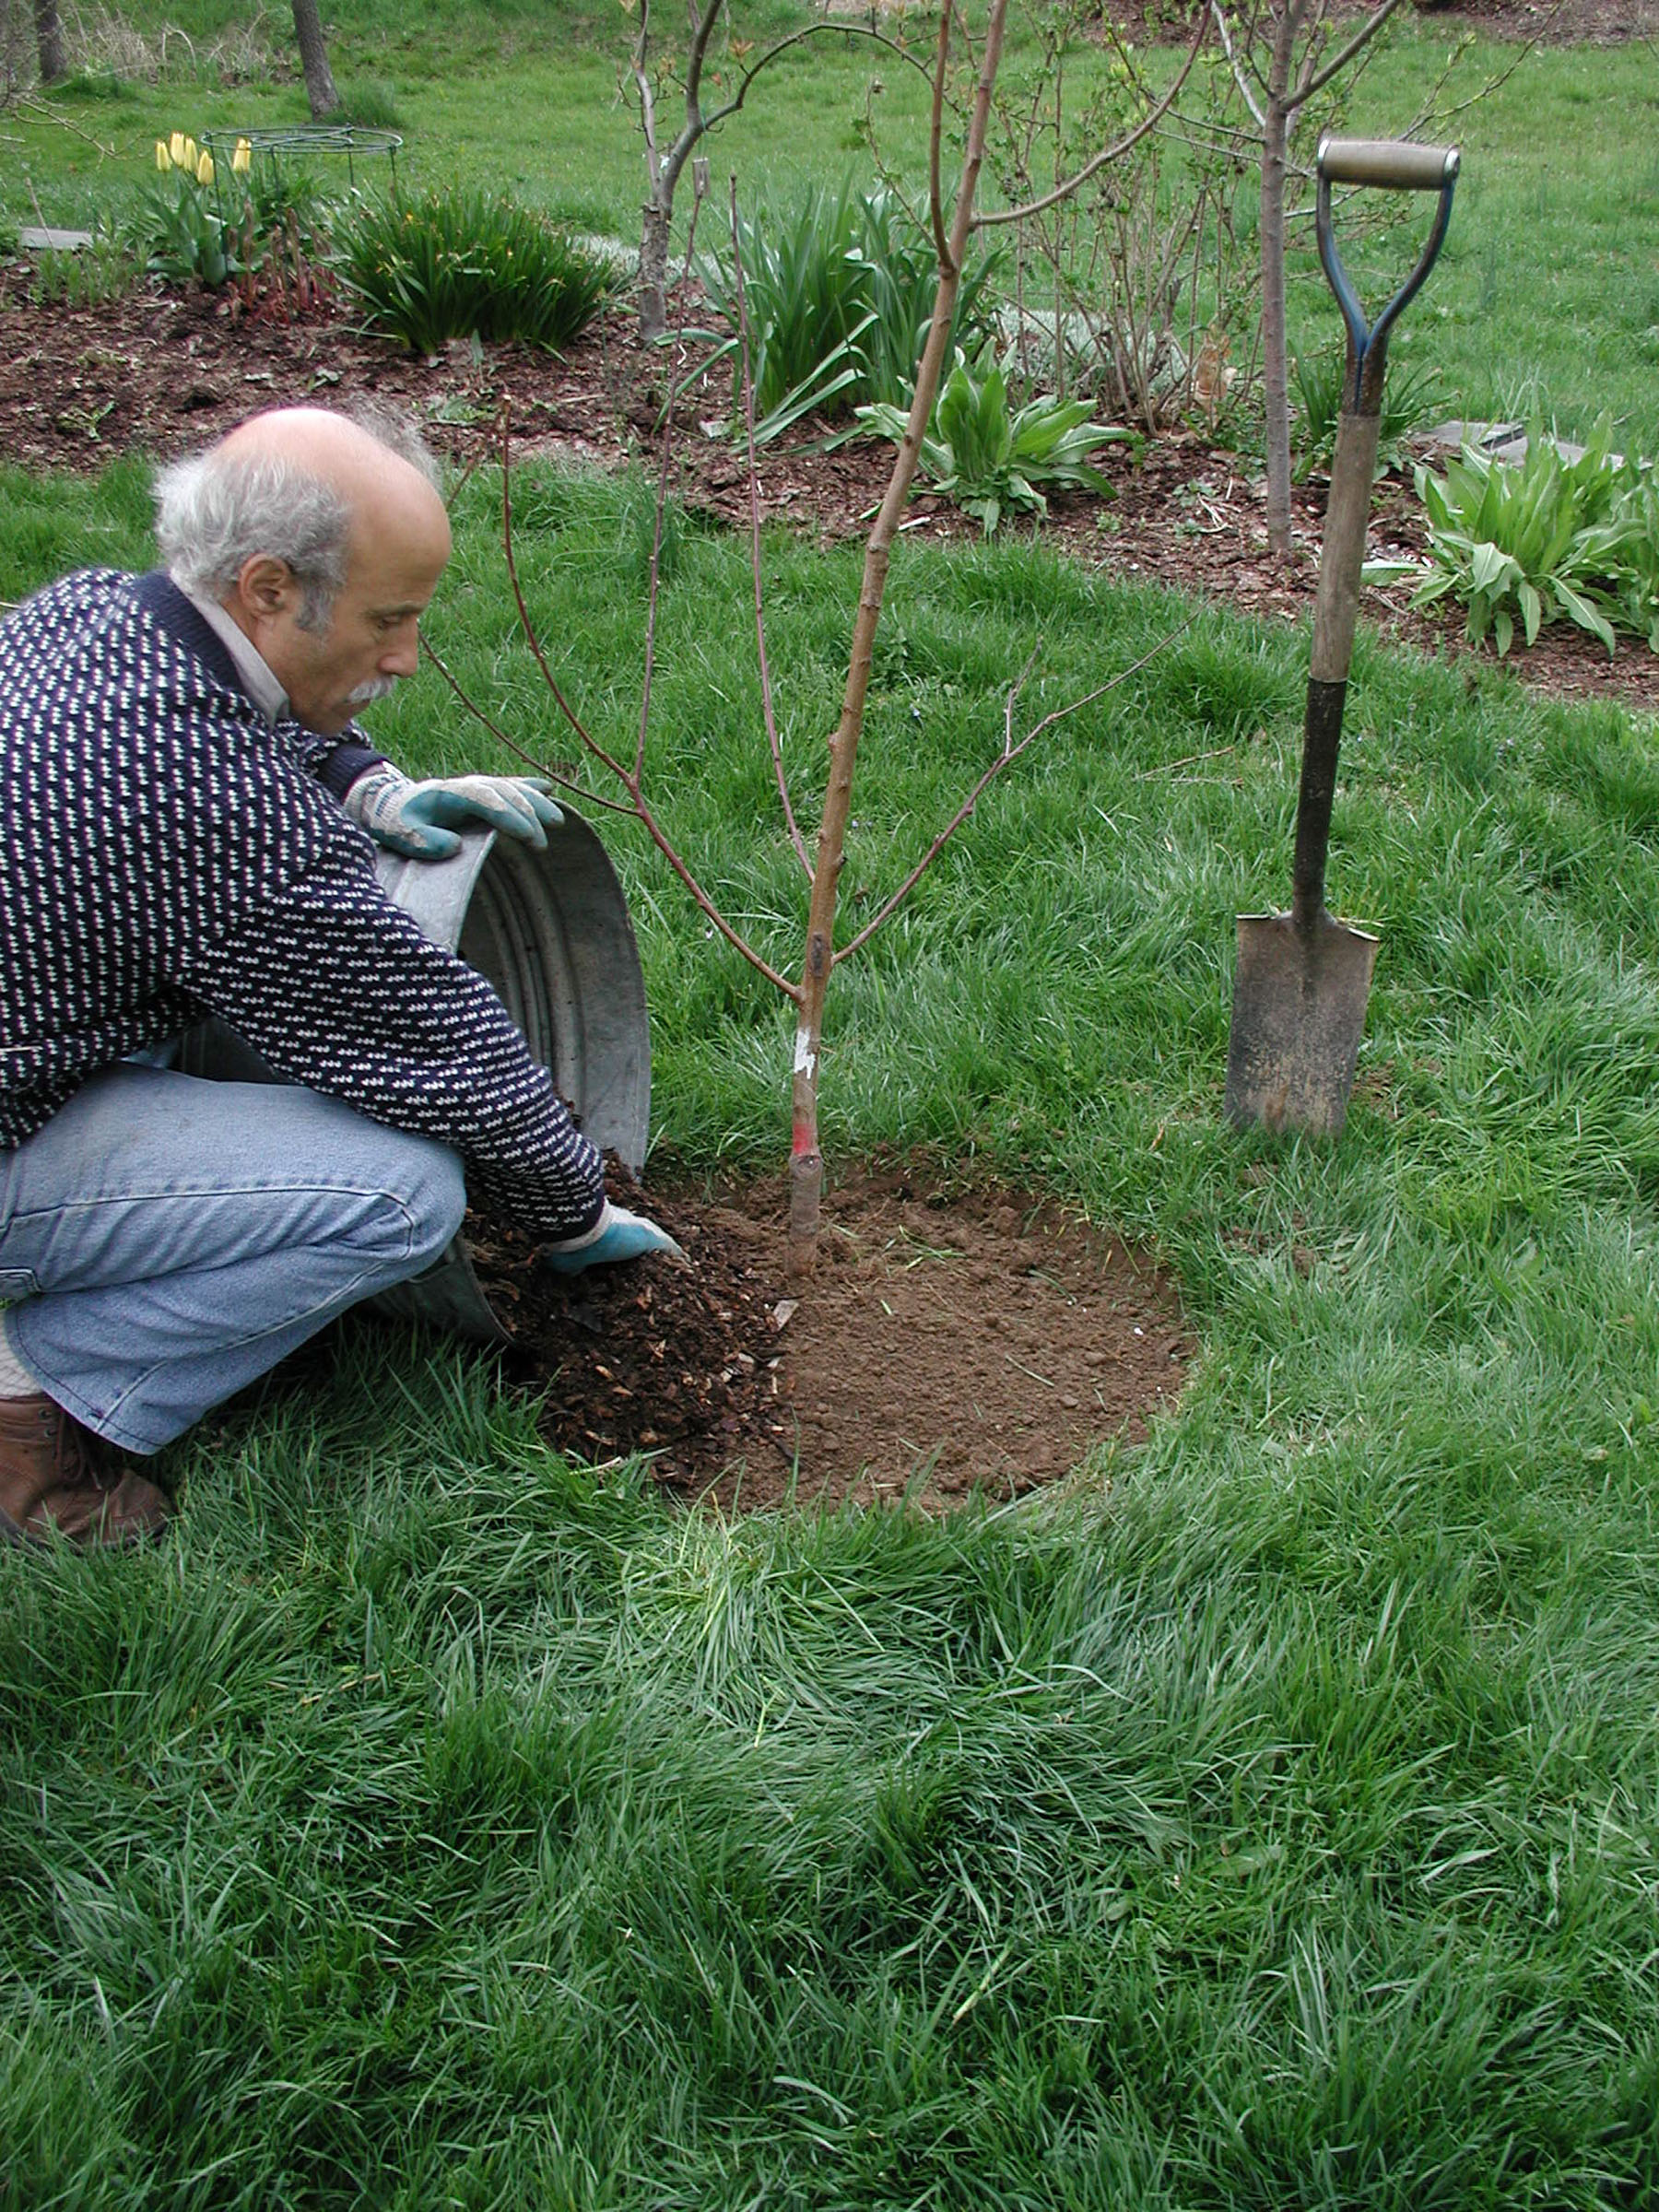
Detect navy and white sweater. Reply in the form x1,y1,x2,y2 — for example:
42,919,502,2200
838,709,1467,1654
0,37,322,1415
0,569,605,1238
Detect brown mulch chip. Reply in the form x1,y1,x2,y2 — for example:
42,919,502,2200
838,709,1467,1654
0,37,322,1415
467,1160,1189,1515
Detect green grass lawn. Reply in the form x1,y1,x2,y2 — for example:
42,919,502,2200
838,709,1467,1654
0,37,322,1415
3,444,1659,2204
6,2,1659,456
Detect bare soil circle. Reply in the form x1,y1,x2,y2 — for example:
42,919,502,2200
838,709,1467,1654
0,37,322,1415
467,1160,1191,1514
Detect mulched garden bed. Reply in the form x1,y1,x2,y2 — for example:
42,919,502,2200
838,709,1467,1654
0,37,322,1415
4,260,1654,714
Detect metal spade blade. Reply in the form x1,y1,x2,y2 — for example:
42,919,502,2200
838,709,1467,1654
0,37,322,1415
1225,907,1379,1137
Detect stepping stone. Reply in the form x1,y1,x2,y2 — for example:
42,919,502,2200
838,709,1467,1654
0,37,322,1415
19,226,94,252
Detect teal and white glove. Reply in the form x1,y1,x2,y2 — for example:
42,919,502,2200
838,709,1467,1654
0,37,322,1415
343,763,564,861
541,1200,684,1275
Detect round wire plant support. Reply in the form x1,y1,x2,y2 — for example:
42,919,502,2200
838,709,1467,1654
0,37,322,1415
200,124,402,190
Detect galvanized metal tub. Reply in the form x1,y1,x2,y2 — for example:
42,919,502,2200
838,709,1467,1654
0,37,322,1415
179,810,650,1344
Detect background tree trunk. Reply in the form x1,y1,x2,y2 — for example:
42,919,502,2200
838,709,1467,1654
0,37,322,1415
1258,0,1304,562
1258,92,1295,559
638,194,673,345
33,0,67,84
291,0,340,120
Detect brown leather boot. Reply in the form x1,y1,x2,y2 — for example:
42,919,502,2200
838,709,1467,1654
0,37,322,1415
0,1394,173,1548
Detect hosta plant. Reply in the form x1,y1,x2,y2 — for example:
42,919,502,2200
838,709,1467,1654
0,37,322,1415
858,356,1132,535
1408,422,1657,656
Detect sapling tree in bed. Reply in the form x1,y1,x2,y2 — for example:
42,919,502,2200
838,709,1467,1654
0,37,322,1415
436,0,1192,1282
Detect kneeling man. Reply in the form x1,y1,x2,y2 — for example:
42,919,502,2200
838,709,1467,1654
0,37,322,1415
0,406,667,1547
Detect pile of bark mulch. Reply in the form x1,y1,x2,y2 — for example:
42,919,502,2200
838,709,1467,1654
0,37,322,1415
465,1159,1191,1515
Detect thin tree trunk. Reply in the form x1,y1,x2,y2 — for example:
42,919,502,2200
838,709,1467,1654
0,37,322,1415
1259,0,1304,563
787,0,1010,1282
33,0,66,83
638,197,671,344
291,0,339,120
1259,91,1294,559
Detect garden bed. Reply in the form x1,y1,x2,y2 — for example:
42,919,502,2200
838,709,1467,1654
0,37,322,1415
3,264,1655,715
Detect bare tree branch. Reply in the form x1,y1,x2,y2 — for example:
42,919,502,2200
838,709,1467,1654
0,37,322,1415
492,414,803,1004
973,12,1207,231
929,0,953,269
703,18,937,135
1209,0,1266,126
1299,0,1408,102
637,169,712,782
837,618,1194,961
419,641,638,818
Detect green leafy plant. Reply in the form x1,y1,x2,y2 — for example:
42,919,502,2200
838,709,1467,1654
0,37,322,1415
29,231,139,308
1607,465,1659,651
232,155,335,255
1407,422,1659,656
134,169,235,288
1293,347,1445,482
857,355,1132,535
332,186,618,354
129,132,334,294
700,182,1002,444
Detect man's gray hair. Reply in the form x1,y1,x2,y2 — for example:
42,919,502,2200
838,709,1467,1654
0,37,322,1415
153,406,441,634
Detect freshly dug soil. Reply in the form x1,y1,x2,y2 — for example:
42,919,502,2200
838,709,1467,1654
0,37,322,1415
467,1160,1190,1513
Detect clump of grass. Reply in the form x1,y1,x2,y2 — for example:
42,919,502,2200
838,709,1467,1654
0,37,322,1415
334,77,405,130
333,185,619,353
699,179,1003,442
29,231,138,306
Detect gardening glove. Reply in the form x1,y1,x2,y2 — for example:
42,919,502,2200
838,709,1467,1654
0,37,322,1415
343,763,564,861
540,1200,684,1275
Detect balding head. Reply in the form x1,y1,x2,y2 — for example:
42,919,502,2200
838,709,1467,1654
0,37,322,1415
155,406,446,632
155,406,453,734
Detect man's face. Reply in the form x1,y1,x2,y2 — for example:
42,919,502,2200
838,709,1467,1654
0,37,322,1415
254,504,452,735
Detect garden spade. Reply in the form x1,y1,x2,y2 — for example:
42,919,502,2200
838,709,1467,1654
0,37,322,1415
1226,137,1460,1136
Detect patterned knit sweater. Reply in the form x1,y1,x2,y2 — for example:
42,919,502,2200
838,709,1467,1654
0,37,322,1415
0,569,605,1238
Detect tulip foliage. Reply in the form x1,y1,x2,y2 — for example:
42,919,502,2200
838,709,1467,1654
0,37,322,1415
137,134,332,298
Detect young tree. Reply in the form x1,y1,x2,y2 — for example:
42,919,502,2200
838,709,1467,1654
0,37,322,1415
291,0,340,121
430,3,1199,1283
626,0,926,343
1208,0,1411,561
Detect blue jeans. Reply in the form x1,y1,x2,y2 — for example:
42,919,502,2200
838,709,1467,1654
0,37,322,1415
0,1065,467,1453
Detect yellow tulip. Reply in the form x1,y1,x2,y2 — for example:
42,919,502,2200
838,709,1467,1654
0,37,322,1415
232,137,253,175
182,136,198,172
169,131,187,167
196,150,215,185
155,138,171,171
